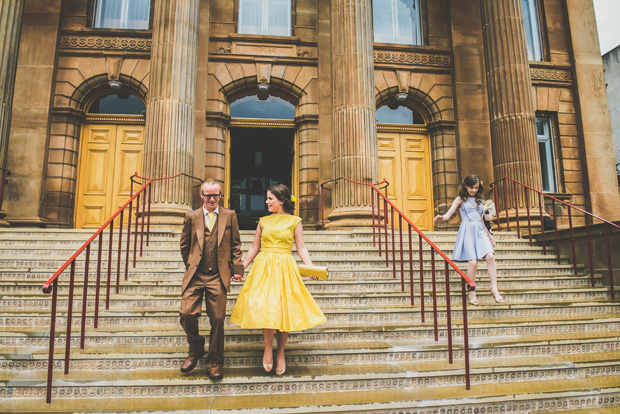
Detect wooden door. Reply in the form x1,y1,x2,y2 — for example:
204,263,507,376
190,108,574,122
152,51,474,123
75,124,144,228
377,131,433,231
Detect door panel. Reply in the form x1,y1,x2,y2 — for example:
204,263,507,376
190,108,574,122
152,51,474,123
377,131,433,231
75,124,144,228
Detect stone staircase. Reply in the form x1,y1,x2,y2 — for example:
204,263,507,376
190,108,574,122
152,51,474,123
1,227,619,413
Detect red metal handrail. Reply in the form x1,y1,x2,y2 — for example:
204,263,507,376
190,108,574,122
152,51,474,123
490,176,619,299
0,167,11,214
320,176,474,390
42,171,203,403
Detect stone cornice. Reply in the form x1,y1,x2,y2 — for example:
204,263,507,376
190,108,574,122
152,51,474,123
529,62,573,84
373,46,451,67
59,32,152,52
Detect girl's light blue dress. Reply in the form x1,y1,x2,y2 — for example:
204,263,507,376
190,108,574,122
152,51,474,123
451,198,494,261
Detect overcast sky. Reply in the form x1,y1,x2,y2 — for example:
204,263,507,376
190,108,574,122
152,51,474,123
593,0,620,55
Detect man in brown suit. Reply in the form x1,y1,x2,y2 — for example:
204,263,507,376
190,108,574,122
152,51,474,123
179,179,244,380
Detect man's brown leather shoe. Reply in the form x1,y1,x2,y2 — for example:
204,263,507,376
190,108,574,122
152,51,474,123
180,351,204,373
207,363,223,380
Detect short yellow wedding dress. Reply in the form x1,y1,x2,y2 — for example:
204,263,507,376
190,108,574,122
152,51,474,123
230,214,326,332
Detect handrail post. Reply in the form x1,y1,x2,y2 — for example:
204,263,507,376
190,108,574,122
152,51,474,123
106,220,114,310
585,214,594,287
460,278,471,390
377,191,382,257
320,185,325,230
503,178,510,231
45,279,58,404
538,193,546,254
116,210,124,293
125,182,134,281
525,189,532,245
552,199,561,264
94,232,103,329
391,207,396,279
493,183,501,231
79,245,91,349
146,184,152,246
430,249,438,341
384,197,388,268
418,234,425,322
140,187,147,256
408,225,414,306
371,188,376,247
513,180,520,238
568,207,578,275
64,261,76,375
133,192,140,267
399,215,404,291
444,261,453,364
605,223,615,299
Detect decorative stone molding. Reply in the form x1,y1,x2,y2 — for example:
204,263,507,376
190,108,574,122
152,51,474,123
374,51,451,66
530,67,572,83
60,35,152,52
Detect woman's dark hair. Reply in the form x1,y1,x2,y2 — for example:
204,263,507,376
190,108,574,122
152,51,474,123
458,175,484,205
267,184,295,214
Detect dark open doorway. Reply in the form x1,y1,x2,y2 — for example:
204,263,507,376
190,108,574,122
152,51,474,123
229,127,294,230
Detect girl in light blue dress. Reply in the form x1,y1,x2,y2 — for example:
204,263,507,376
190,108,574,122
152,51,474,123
434,175,504,305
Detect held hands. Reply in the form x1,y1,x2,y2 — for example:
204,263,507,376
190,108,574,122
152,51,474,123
232,274,243,282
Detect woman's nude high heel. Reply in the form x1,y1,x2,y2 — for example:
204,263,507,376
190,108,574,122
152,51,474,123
466,286,479,306
491,290,505,303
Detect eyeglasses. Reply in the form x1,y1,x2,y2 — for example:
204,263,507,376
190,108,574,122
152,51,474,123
201,193,221,199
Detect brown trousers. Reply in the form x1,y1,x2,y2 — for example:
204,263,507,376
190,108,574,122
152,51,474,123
179,269,227,366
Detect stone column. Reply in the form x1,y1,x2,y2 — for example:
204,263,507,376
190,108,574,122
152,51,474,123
143,0,200,224
480,0,543,217
0,0,24,227
565,0,620,220
327,0,378,228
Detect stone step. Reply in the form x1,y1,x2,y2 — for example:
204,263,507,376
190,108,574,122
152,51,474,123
0,288,612,313
3,319,619,354
2,302,618,332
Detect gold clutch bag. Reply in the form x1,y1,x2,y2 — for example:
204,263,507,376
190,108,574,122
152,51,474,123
298,264,329,280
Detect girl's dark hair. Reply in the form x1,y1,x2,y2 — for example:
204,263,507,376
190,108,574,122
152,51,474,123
268,184,295,214
458,175,484,205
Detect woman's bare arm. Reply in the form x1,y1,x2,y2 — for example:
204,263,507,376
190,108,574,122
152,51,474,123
242,223,262,269
434,197,462,222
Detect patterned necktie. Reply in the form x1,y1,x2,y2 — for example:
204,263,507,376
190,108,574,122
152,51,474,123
206,212,216,232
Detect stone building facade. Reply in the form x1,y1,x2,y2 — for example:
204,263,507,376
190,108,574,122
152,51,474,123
603,46,620,186
0,0,618,230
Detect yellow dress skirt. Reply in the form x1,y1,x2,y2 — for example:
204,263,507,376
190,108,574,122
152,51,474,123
230,214,326,332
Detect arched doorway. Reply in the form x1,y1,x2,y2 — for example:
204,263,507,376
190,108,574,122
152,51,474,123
376,102,434,230
74,92,146,228
226,94,298,230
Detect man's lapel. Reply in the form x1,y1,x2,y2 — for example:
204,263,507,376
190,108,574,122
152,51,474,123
217,208,227,246
194,209,205,249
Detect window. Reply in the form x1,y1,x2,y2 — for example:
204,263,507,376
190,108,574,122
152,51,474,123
373,0,423,45
521,0,543,61
88,93,146,115
536,117,557,192
93,0,151,30
376,104,424,124
230,95,295,119
238,0,291,36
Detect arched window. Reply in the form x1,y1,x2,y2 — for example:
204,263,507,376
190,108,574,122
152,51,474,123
88,92,146,115
230,95,295,119
238,0,291,36
376,104,424,124
93,0,151,30
373,0,423,45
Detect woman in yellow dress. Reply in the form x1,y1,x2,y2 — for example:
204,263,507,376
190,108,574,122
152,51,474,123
230,184,326,376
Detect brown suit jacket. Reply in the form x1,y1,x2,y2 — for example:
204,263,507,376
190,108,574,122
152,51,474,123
180,206,244,293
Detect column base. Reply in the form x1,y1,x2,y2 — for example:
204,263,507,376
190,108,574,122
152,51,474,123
325,206,375,229
139,203,192,229
0,211,9,228
495,208,550,233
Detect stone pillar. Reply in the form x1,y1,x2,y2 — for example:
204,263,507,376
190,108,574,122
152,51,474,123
327,0,378,228
0,0,23,227
565,0,620,220
143,0,200,224
480,0,543,217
